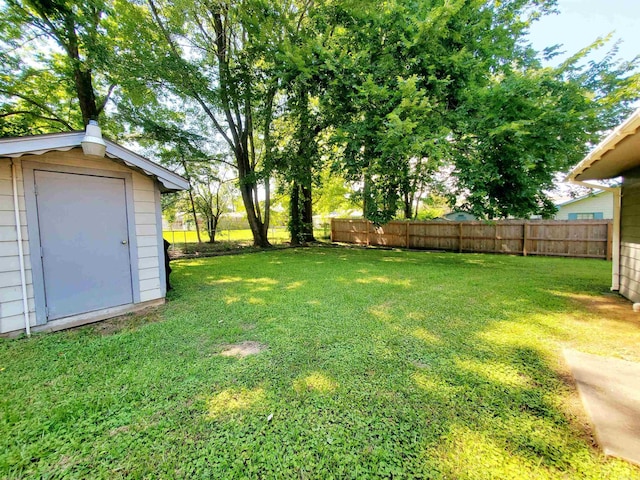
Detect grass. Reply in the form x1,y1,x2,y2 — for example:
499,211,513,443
1,247,640,478
163,227,330,245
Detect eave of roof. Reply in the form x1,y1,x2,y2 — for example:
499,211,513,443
0,131,189,192
566,108,640,182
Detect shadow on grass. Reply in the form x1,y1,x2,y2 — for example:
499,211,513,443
1,248,638,478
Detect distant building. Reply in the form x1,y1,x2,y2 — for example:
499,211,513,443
566,107,640,307
554,190,613,220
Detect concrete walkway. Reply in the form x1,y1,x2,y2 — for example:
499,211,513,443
564,349,640,466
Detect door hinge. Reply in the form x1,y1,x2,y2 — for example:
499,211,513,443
34,184,38,196
45,307,49,319
40,246,44,258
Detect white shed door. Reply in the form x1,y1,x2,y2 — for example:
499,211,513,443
35,170,133,320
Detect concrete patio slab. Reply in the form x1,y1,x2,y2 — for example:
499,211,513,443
564,349,640,466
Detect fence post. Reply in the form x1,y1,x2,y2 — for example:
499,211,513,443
606,221,613,261
406,222,410,248
522,222,528,257
330,218,334,243
366,220,370,247
458,223,463,253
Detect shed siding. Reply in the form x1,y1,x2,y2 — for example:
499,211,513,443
0,159,35,333
620,167,640,303
0,148,164,334
133,172,163,301
555,191,614,220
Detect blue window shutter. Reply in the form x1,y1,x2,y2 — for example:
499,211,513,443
568,213,577,220
594,212,603,219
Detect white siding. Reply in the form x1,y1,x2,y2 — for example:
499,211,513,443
0,159,35,333
620,242,640,303
0,148,164,334
555,191,614,220
133,173,162,302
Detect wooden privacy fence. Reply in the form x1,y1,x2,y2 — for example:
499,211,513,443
331,219,613,260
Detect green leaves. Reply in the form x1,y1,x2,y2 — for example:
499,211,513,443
0,0,119,134
452,43,638,220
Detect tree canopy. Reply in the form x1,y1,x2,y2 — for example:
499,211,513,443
1,0,638,235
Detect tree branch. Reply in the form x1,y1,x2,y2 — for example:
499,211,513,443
0,110,73,129
146,0,235,150
0,89,74,130
97,84,116,114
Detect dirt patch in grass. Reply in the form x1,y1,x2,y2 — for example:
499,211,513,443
89,308,164,336
570,293,638,325
218,341,266,357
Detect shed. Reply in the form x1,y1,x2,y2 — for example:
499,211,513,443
0,125,189,335
567,108,640,308
554,190,614,220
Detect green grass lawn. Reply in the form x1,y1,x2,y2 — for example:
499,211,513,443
163,227,330,245
2,248,640,478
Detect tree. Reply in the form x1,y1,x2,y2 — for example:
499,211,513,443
190,163,236,243
270,80,322,245
109,0,299,247
318,0,549,224
0,0,116,134
452,41,640,219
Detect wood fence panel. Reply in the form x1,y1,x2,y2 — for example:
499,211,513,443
370,222,406,247
331,219,612,260
496,223,524,254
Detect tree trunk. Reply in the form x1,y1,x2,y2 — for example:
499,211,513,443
63,14,100,126
262,176,271,243
207,215,220,243
181,159,202,243
74,69,99,126
289,182,301,246
403,189,412,219
206,217,214,243
239,182,270,247
187,187,202,243
301,183,315,242
363,172,371,219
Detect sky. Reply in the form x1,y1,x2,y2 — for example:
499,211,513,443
527,0,639,198
527,0,640,65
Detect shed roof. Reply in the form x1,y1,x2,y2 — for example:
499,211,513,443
567,108,640,182
0,131,189,192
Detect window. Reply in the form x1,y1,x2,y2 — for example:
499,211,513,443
568,212,603,220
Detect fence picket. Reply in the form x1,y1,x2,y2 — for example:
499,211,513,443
331,219,612,260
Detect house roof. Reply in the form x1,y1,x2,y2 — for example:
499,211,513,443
567,108,640,182
555,189,610,208
0,131,189,192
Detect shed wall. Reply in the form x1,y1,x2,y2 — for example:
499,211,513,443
555,191,614,220
0,159,34,333
0,149,164,334
620,167,640,303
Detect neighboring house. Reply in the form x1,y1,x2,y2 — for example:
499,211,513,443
567,108,640,308
0,123,189,335
554,190,614,220
444,211,477,221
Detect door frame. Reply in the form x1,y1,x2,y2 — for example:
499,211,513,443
23,160,140,325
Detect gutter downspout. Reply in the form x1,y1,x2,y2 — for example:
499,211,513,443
569,180,621,291
10,160,30,336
